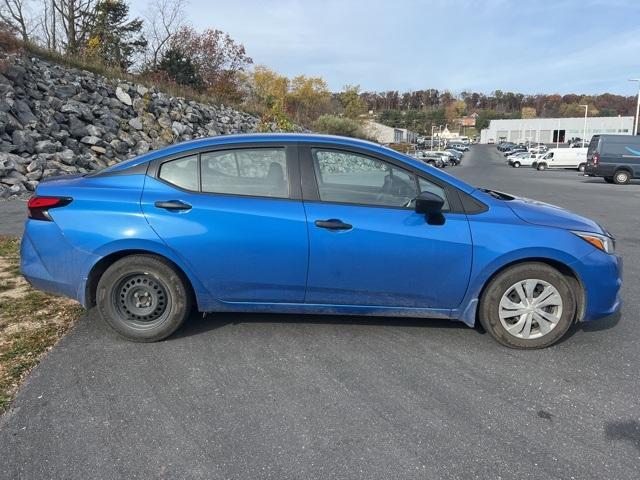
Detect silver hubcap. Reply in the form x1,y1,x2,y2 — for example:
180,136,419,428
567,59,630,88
498,279,563,340
616,172,627,182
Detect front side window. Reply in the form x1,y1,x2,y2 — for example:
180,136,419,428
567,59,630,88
312,149,418,208
200,148,289,198
158,155,198,191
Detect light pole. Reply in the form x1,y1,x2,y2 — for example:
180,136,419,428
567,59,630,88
630,79,640,136
580,104,588,146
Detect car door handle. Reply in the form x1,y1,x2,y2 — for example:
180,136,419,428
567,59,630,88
154,200,192,211
314,219,352,230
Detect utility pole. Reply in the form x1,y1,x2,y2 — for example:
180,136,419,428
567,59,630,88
580,104,588,146
630,79,640,135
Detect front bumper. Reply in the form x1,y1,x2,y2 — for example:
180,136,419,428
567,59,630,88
572,249,623,322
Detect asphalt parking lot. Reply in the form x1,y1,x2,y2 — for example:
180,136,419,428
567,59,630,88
1,145,639,479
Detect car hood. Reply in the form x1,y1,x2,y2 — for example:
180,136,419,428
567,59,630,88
482,190,606,234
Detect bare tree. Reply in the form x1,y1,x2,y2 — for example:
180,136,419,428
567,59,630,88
0,0,34,42
52,0,95,55
144,0,187,68
39,0,58,50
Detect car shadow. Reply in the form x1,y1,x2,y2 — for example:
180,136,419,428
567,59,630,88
604,419,640,452
170,310,471,340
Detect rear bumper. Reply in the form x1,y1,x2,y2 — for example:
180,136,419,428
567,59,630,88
573,249,622,322
20,220,95,306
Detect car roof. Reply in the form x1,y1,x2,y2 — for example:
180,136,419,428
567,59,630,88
99,133,476,193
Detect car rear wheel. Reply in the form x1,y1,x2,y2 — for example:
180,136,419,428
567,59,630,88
513,161,520,168
613,170,630,185
478,263,576,349
578,163,586,172
97,254,192,342
537,163,547,171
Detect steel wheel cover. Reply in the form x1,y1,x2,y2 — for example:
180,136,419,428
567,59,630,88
498,279,563,340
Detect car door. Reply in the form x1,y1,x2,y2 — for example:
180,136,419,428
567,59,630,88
141,145,309,304
300,146,473,309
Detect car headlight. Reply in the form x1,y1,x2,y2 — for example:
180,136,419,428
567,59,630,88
572,231,615,254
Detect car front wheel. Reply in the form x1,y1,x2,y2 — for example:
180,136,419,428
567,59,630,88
478,263,576,349
96,254,192,342
513,161,520,168
537,163,547,171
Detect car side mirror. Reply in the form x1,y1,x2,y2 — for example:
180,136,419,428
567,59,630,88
415,191,444,215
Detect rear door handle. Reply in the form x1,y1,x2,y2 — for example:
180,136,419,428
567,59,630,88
314,219,352,230
154,200,192,211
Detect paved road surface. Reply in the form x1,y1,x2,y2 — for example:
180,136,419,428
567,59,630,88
1,146,639,479
0,199,25,236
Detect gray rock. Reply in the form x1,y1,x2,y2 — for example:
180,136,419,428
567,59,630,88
80,135,102,146
86,124,103,137
171,121,187,136
116,86,132,106
35,140,59,154
58,149,76,165
128,117,143,131
55,84,78,99
13,100,38,125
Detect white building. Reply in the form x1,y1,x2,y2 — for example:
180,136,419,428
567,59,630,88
480,116,634,144
364,120,418,144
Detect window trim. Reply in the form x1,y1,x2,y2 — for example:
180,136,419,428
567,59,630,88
150,144,301,201
300,145,461,213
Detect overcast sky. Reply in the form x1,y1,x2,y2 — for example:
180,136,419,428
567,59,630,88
130,0,640,95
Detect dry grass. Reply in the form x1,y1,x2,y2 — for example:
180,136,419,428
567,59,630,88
23,43,244,109
0,237,83,413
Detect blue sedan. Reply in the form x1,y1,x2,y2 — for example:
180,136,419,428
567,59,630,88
20,134,622,348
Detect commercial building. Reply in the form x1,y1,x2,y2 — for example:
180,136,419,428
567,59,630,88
364,120,418,144
480,116,635,144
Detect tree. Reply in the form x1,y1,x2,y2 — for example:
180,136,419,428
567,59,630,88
339,84,365,119
143,0,187,68
53,0,96,55
157,46,202,88
0,0,33,42
86,0,146,70
162,26,252,97
287,75,331,124
521,107,537,118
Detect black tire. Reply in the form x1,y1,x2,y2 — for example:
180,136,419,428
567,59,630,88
96,254,192,342
578,163,586,172
513,161,521,168
478,263,576,349
537,163,547,171
613,170,630,185
604,177,614,184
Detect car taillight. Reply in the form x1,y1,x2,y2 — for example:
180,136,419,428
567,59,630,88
593,153,600,164
27,196,72,221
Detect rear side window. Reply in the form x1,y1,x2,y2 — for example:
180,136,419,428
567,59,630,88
158,155,198,191
200,149,289,198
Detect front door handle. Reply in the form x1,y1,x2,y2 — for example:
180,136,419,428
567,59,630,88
154,200,192,211
314,219,352,230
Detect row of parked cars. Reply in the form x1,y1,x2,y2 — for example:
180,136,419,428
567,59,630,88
410,141,470,168
497,135,640,184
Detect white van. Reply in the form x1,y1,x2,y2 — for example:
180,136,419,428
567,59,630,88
535,148,588,172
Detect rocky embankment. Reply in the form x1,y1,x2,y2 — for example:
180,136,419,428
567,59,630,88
0,54,263,199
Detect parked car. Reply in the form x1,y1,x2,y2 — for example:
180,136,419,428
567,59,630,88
498,142,516,152
571,141,589,148
448,143,469,152
508,153,541,168
413,151,446,168
21,134,621,349
529,145,548,155
585,134,640,184
504,147,527,157
488,138,495,144
536,148,588,171
444,149,463,165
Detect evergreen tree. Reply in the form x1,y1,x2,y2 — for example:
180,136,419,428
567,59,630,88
87,0,147,70
157,47,203,89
